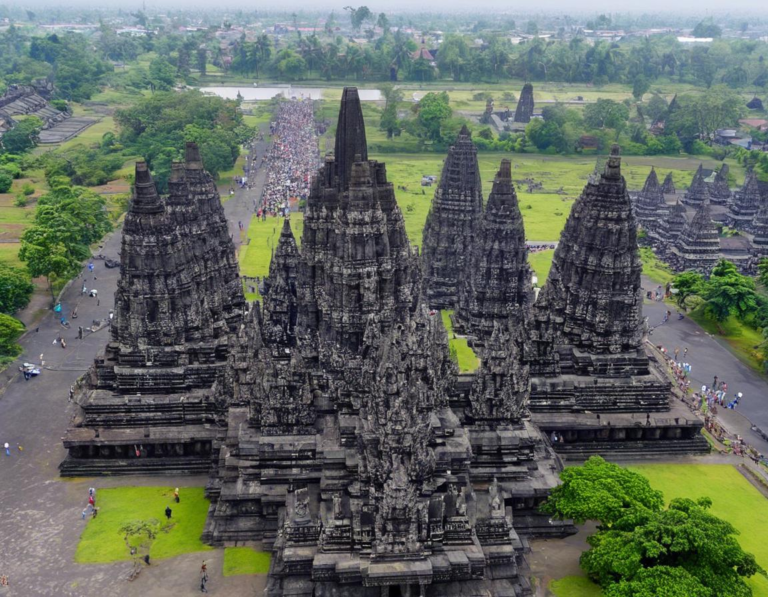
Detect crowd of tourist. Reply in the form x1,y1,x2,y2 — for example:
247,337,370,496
254,99,320,218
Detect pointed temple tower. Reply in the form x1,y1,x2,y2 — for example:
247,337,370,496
708,164,732,204
634,167,669,242
669,199,721,274
513,83,535,123
682,164,710,207
752,191,768,256
262,218,300,349
421,125,483,310
661,172,676,195
528,146,705,457
61,148,245,476
297,86,418,354
727,170,761,231
454,159,533,341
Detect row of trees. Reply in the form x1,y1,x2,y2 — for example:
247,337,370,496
114,90,252,191
543,457,763,596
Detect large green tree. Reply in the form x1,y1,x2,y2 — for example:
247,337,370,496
702,260,757,322
0,264,34,314
0,312,24,361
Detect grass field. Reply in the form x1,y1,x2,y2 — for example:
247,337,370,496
239,214,304,280
689,306,766,374
441,309,480,372
629,464,768,596
0,242,23,267
223,547,271,576
639,247,675,285
550,576,602,597
529,249,555,283
75,486,212,564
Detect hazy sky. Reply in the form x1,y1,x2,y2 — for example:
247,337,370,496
14,0,768,14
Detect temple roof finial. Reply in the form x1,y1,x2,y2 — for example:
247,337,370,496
334,87,368,190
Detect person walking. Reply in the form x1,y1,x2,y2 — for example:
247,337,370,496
4,442,10,456
174,488,180,503
200,561,209,593
165,506,172,520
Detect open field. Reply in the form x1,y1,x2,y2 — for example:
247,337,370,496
441,310,479,372
76,486,212,564
239,214,304,280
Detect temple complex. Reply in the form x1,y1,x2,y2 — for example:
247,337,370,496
421,125,483,310
60,145,246,476
753,192,768,256
454,159,533,342
203,88,560,596
262,219,300,349
513,83,534,123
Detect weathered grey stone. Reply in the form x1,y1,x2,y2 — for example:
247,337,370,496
661,172,676,195
454,159,532,341
727,170,761,230
682,164,709,207
669,198,721,275
708,164,732,204
421,125,483,310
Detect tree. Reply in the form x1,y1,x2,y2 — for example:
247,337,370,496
411,92,452,143
345,6,372,30
541,456,664,527
692,19,723,39
605,566,713,597
0,264,34,314
672,271,705,309
0,313,24,361
584,99,629,139
758,258,768,288
632,75,650,101
0,172,12,193
701,260,757,321
379,83,403,138
582,497,762,597
646,94,669,123
2,116,43,154
148,57,176,91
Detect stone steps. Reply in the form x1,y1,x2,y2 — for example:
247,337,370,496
59,455,211,477
553,436,709,461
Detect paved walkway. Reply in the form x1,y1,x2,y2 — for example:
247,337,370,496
0,147,266,595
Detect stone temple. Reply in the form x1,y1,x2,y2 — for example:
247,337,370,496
61,88,709,594
421,125,483,310
61,145,245,476
513,83,534,124
202,88,564,596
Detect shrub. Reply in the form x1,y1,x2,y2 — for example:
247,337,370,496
0,172,13,193
14,194,27,207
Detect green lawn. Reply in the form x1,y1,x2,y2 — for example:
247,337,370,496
529,249,554,283
57,116,116,152
441,309,479,372
628,464,768,596
239,214,304,279
639,247,674,285
689,306,766,374
0,242,22,267
223,547,271,576
75,486,212,564
550,576,602,597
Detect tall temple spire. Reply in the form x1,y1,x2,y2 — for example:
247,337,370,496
709,163,732,203
262,218,300,348
752,188,768,255
334,86,368,190
728,169,761,230
661,171,676,195
671,197,720,274
534,145,644,356
455,158,532,340
421,125,483,309
682,164,709,207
